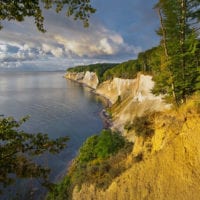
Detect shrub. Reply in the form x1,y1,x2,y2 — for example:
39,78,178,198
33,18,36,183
46,176,71,200
131,114,154,137
47,130,133,199
69,129,132,189
124,122,134,132
134,152,143,162
76,129,126,163
94,130,125,159
77,135,98,163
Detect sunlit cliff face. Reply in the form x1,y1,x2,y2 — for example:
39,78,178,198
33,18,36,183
82,71,99,89
96,74,169,133
72,96,200,200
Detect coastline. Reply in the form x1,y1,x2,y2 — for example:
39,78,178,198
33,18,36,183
65,76,113,129
99,109,112,129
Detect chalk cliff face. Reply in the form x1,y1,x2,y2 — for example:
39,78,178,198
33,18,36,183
65,71,99,89
82,71,99,89
65,71,85,81
72,102,200,200
96,77,137,104
96,73,162,104
96,73,169,134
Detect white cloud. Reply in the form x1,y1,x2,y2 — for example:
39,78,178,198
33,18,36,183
110,34,124,45
42,44,52,53
0,10,142,70
99,38,114,54
51,47,63,57
53,25,139,58
0,53,6,59
42,43,63,57
0,44,8,52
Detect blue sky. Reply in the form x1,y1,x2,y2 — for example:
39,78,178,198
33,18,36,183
0,0,160,71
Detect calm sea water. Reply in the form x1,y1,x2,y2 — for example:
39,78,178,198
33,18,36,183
0,71,104,199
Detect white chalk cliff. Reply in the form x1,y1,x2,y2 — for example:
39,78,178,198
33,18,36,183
66,71,99,89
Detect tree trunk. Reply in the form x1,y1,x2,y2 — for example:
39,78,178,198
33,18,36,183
156,7,178,104
180,0,187,103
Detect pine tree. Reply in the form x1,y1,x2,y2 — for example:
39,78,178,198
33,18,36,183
154,0,200,104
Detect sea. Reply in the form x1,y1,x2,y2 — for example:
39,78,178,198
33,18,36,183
0,71,104,199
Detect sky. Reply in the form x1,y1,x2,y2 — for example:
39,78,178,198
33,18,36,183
0,0,160,71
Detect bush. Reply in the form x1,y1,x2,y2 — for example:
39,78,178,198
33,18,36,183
47,130,133,199
124,122,134,132
49,176,72,200
69,129,132,189
133,152,143,162
77,135,98,163
94,130,125,159
76,130,126,163
131,114,154,137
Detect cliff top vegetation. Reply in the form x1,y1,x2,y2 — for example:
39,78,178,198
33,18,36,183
67,63,117,82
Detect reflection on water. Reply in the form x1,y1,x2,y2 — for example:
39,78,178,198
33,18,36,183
0,71,104,199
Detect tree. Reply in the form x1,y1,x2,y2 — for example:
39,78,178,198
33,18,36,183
154,0,200,104
138,46,160,73
0,116,69,194
0,0,96,32
102,60,141,80
0,0,95,194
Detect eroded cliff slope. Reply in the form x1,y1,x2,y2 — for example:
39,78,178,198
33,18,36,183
96,73,169,134
72,97,200,200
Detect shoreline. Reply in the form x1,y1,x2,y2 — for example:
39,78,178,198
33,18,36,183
65,76,113,129
49,76,113,196
99,109,112,129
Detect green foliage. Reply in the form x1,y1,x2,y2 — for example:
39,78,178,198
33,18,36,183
0,116,69,194
67,63,117,82
77,129,125,162
102,60,141,80
77,135,99,163
138,46,160,73
154,0,200,104
67,59,143,83
47,130,133,198
94,130,125,159
69,129,132,189
0,0,96,31
46,176,71,200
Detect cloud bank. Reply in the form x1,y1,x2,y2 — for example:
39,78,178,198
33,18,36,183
0,0,159,70
0,10,141,70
